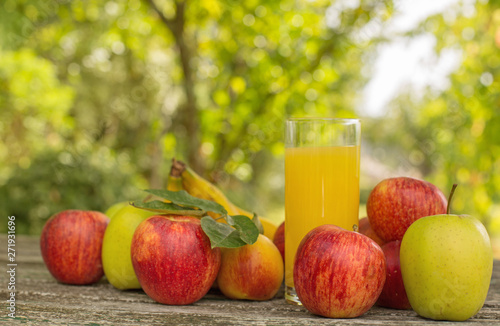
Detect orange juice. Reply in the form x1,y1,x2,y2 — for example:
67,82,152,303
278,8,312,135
284,145,360,288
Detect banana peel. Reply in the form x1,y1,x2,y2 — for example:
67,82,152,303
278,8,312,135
170,158,279,240
166,175,183,192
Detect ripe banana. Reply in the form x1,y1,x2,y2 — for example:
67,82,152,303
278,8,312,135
143,165,183,203
166,175,183,192
170,159,279,240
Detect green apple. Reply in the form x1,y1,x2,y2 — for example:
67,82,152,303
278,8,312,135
104,201,129,219
102,205,156,290
400,211,493,321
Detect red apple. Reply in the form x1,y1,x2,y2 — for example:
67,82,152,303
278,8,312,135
367,177,447,242
358,217,385,247
273,221,285,263
376,240,412,310
131,215,221,305
217,234,283,301
40,210,109,285
294,225,386,318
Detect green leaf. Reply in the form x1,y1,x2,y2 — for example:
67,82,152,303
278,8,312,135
200,216,247,248
225,214,235,225
135,191,259,248
252,213,264,235
143,189,227,215
131,200,205,217
228,215,259,245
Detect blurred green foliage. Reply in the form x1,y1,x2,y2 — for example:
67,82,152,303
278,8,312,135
1,0,499,239
364,0,500,236
0,149,144,234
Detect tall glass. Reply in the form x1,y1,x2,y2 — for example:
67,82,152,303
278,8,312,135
284,118,361,305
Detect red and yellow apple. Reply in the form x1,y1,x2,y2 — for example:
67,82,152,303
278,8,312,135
294,225,386,318
40,210,109,285
217,234,283,301
273,221,285,263
376,240,411,310
366,177,447,242
131,215,220,305
358,217,385,247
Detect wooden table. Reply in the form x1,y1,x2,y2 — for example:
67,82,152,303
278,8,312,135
1,234,499,325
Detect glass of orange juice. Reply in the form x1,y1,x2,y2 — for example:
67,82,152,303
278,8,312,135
284,118,361,305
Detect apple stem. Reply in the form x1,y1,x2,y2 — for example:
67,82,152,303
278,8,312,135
447,184,458,215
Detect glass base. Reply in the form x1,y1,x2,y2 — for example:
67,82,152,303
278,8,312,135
285,286,302,305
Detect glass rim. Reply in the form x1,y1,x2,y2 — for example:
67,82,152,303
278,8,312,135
286,117,360,124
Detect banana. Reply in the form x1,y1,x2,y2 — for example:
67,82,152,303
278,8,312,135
143,163,183,203
167,175,183,192
170,159,279,240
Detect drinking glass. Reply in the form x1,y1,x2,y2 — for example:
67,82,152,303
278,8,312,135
284,118,361,305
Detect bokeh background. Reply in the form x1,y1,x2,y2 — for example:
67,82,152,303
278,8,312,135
1,0,499,256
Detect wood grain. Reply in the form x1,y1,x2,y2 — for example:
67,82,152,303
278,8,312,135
1,234,499,325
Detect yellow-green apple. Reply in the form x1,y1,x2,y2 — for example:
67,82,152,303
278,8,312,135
101,205,156,290
273,221,285,263
217,234,283,300
376,240,411,310
367,177,447,242
104,201,128,219
400,214,493,321
294,225,386,318
358,217,385,247
131,215,221,305
40,210,109,285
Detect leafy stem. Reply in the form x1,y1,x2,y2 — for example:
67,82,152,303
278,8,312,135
131,189,260,248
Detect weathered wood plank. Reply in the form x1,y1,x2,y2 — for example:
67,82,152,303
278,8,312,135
1,234,499,325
